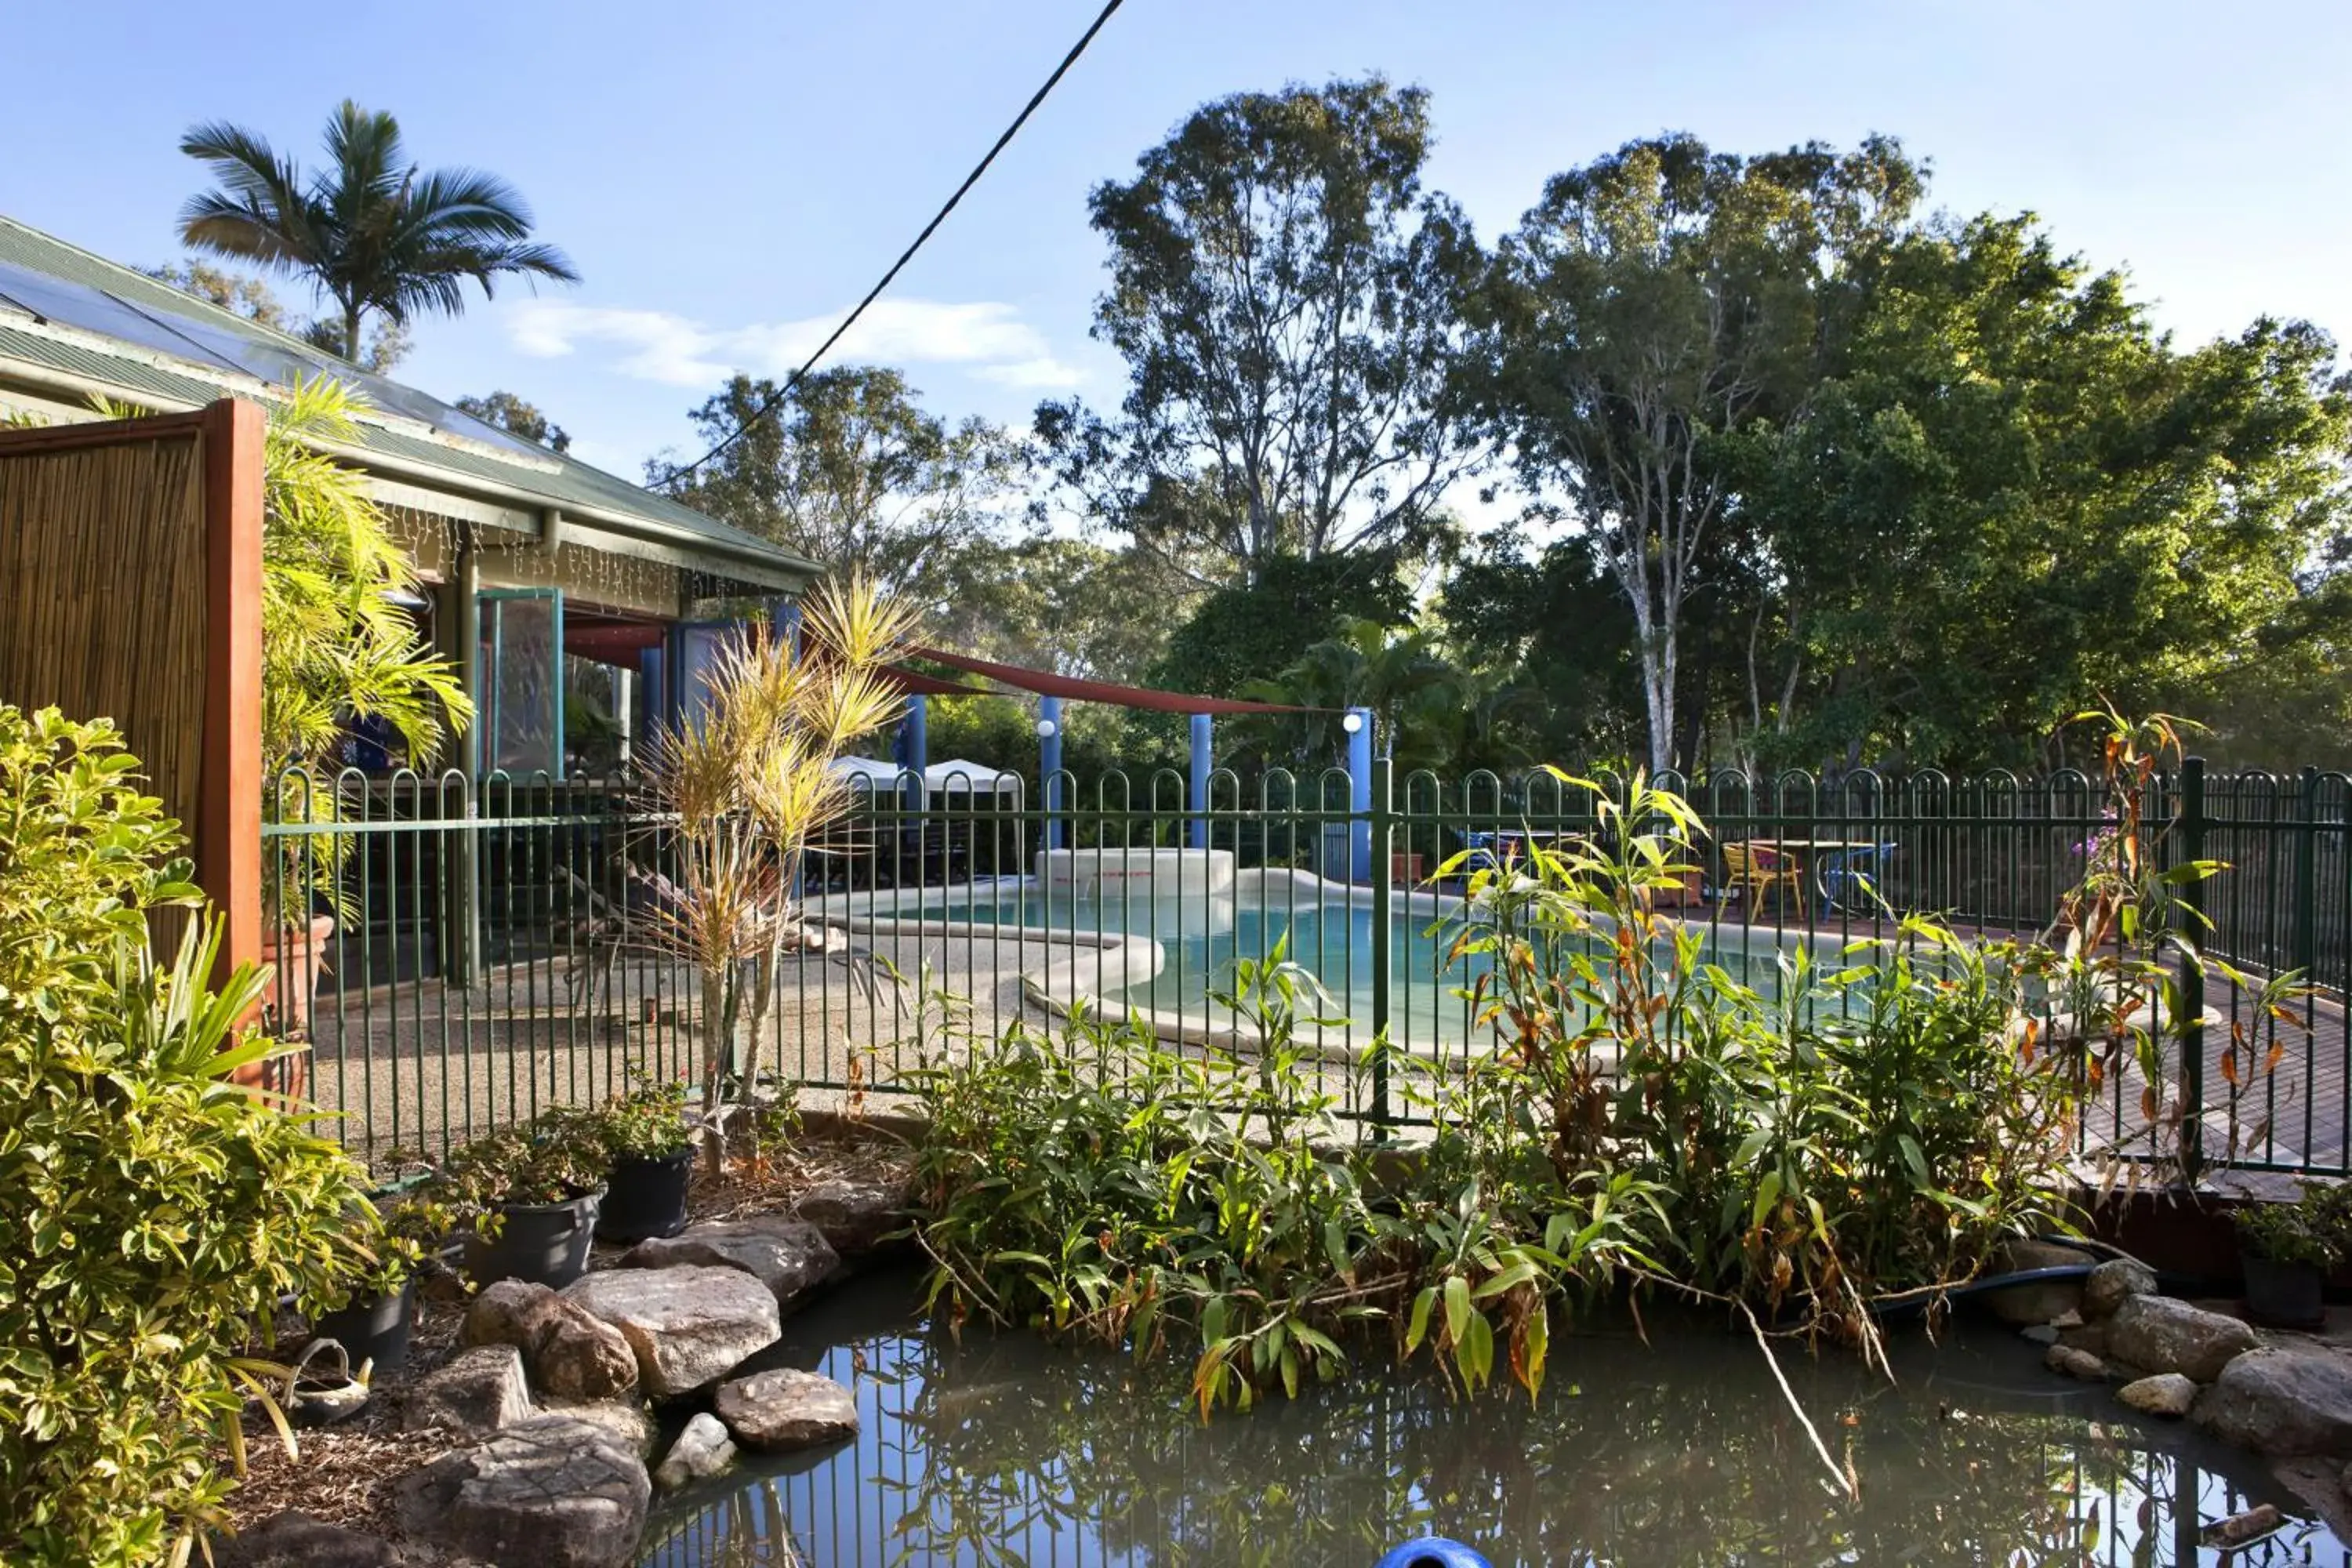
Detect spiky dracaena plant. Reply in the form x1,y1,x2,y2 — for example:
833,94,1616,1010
641,578,914,1170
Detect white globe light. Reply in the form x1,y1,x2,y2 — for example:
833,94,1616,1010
1341,712,1365,734
1036,719,1058,738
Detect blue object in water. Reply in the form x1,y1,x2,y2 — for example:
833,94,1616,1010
1374,1540,1492,1568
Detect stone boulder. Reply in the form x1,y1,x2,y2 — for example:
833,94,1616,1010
463,1278,639,1401
215,1512,407,1568
1980,1238,2096,1327
2117,1373,2198,1417
2107,1295,2260,1383
620,1217,841,1308
2194,1346,2352,1456
653,1411,737,1490
713,1367,860,1450
393,1414,650,1568
2083,1258,2159,1319
793,1172,911,1255
2045,1345,2106,1381
563,1265,780,1397
539,1397,657,1458
397,1345,533,1436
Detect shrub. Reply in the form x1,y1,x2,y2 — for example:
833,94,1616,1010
0,706,378,1567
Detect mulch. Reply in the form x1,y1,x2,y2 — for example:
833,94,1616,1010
210,1122,913,1549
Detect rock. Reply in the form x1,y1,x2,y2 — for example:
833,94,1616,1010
2116,1373,2198,1417
2050,1309,2085,1330
535,1304,641,1401
562,1265,781,1397
393,1414,651,1568
2204,1504,2284,1548
461,1278,637,1401
2020,1325,2060,1346
713,1367,860,1450
461,1279,558,1350
215,1511,406,1567
653,1411,737,1490
621,1218,841,1308
397,1345,533,1436
793,1172,911,1255
539,1397,657,1458
2058,1323,2109,1358
1982,1239,2095,1326
2045,1344,2107,1381
2084,1258,2160,1319
2107,1295,2260,1383
2194,1346,2352,1455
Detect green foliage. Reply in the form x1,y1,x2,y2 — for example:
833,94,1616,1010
455,390,570,452
178,100,575,372
660,366,1026,616
1146,550,1415,702
575,1068,694,1162
1038,76,1481,575
908,764,2121,1415
420,1111,612,1217
2234,1187,2344,1270
0,706,378,1567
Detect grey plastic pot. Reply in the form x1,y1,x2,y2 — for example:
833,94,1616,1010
462,1189,604,1288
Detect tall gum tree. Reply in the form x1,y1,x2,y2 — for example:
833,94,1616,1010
1472,133,1921,774
1038,77,1483,586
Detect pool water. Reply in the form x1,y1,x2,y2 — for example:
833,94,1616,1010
640,1269,2346,1567
903,890,1820,1051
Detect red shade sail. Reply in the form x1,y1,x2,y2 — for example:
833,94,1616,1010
907,645,1327,715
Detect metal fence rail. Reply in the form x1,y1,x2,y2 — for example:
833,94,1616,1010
263,761,2351,1174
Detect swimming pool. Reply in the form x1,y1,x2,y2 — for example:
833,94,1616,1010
880,878,1819,1054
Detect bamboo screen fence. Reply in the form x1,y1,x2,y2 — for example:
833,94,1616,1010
0,401,264,967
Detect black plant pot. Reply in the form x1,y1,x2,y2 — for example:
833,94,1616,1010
2243,1253,2326,1328
313,1276,417,1374
597,1149,695,1243
463,1189,604,1288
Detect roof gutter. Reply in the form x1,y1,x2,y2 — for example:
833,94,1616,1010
0,357,820,592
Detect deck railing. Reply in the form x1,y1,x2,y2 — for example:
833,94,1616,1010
262,761,2350,1175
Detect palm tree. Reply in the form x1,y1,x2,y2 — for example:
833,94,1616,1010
177,100,577,368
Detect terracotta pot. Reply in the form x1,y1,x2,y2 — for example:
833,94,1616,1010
258,913,336,1040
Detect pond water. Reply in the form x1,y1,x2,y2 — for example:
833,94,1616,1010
637,1270,2347,1568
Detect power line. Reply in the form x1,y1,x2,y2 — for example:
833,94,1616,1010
660,0,1126,487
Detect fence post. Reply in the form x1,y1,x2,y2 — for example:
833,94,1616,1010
2297,764,2320,979
1369,753,1394,1133
2177,755,2209,1182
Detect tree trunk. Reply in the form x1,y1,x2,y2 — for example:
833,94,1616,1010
342,305,364,368
699,964,730,1178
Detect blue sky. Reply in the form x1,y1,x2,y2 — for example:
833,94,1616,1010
6,1,2350,481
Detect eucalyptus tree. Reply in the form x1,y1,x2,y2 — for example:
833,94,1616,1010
1038,77,1484,584
662,367,1026,619
1474,133,1922,775
177,100,576,368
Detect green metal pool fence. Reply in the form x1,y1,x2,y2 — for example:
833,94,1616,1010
260,760,2351,1177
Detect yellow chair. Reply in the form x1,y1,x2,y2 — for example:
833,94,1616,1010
1720,842,1800,911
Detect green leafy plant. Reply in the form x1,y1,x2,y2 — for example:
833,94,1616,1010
0,706,380,1567
423,1112,611,1225
578,1068,694,1161
2234,1188,2344,1270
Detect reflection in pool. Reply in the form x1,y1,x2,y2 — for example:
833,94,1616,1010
638,1270,2346,1568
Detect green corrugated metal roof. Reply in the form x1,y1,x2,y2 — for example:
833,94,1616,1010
0,212,816,585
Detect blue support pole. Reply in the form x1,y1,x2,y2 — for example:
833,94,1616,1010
1189,713,1213,850
1347,706,1374,884
895,695,928,810
1039,696,1065,851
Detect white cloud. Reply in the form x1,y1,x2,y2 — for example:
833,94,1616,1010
505,297,1084,391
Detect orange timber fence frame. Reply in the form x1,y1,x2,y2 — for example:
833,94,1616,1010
0,398,265,976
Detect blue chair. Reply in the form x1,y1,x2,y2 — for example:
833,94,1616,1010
1375,1540,1492,1568
1814,842,1899,919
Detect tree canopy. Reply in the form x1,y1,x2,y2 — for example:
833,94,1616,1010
1037,77,1483,585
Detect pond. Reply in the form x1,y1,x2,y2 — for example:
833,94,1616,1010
637,1269,2347,1567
